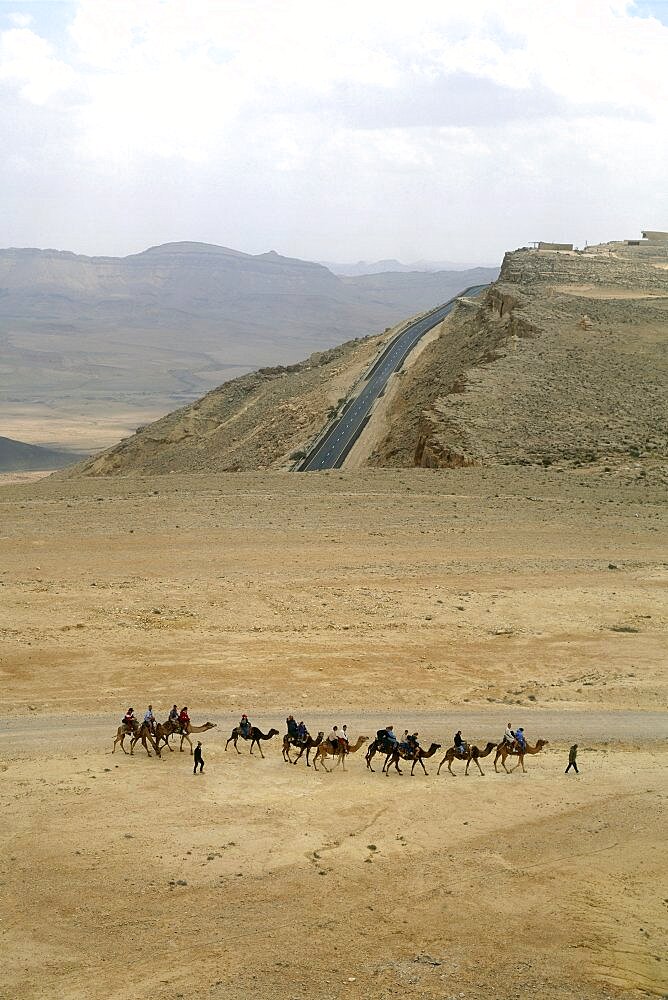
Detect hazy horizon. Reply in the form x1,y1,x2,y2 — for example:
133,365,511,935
1,1,667,264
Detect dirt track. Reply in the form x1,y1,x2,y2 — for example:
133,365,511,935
2,708,667,749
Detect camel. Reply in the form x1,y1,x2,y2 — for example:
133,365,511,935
155,719,217,755
382,742,441,776
112,721,161,758
225,726,279,758
312,736,368,772
112,722,139,755
282,731,324,766
436,741,497,777
365,738,392,773
493,738,549,774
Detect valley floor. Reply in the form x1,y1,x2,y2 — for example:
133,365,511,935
0,467,666,998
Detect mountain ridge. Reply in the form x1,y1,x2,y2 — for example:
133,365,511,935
60,247,667,480
0,241,497,452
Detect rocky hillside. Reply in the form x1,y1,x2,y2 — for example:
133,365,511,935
367,249,667,480
64,329,395,475
63,247,667,481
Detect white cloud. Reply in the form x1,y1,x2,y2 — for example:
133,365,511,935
0,27,75,104
7,12,33,28
1,0,667,260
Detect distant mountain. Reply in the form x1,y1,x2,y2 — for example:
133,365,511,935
0,242,498,450
322,257,496,276
0,435,83,472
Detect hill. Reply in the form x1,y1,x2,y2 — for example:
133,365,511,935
0,242,497,451
0,435,82,472
362,248,667,482
61,245,667,480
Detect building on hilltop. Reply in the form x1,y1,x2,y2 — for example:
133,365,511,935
584,229,668,263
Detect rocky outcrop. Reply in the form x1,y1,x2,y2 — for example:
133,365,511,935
369,249,668,473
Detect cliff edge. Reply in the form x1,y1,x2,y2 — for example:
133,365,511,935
364,248,667,482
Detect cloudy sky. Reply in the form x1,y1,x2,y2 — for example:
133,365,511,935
1,0,667,265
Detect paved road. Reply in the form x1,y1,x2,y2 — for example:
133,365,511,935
297,284,490,471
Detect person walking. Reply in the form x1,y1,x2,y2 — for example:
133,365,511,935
193,741,204,774
565,744,579,774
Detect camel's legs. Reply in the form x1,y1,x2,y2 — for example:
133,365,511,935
469,756,484,776
415,756,428,776
448,758,457,775
436,755,447,775
386,756,402,775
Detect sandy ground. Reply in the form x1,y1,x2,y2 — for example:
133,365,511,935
1,467,666,999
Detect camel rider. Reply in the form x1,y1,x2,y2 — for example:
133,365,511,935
503,722,515,747
179,707,190,734
515,727,527,752
340,724,350,751
296,720,307,742
327,726,339,749
239,714,251,738
407,732,420,754
123,708,136,730
168,705,179,726
398,729,410,751
385,726,398,749
286,715,298,740
454,731,467,757
144,704,156,734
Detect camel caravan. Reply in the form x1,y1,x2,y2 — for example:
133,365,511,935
112,709,548,777
282,718,548,776
112,705,216,758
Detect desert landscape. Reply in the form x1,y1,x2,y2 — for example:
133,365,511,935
4,3,668,997
1,244,667,1000
1,458,666,1000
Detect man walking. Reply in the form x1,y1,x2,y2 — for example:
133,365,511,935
565,744,579,774
193,741,204,774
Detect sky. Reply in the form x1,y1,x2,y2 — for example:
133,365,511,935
1,0,667,266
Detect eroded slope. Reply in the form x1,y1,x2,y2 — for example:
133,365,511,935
66,332,391,475
368,250,668,479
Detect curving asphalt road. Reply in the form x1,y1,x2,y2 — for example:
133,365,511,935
296,284,490,471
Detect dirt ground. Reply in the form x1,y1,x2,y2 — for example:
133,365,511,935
1,467,666,999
